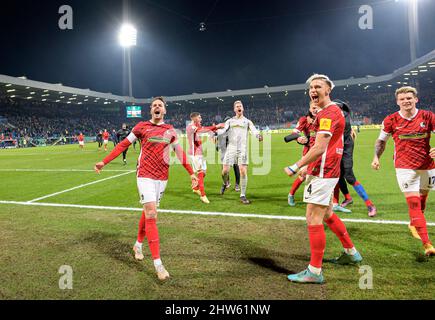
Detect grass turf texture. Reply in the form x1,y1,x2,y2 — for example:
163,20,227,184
0,129,434,299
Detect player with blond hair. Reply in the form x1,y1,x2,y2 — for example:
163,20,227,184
217,100,263,204
284,74,362,284
372,86,435,256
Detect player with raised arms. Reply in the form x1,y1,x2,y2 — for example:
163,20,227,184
215,116,242,192
284,74,362,284
217,100,263,204
94,97,198,281
372,86,435,256
186,112,224,204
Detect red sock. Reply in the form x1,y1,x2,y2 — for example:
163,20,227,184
420,194,428,213
308,225,326,268
365,199,374,207
333,184,340,204
145,218,160,260
198,171,206,197
406,196,430,244
344,193,352,201
289,178,303,196
324,213,354,249
137,211,146,243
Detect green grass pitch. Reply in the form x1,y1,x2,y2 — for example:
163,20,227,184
0,129,434,299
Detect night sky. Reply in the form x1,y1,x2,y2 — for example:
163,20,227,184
0,0,434,97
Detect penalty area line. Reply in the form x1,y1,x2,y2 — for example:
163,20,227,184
0,200,434,227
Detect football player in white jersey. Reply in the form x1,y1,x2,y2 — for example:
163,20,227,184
217,100,263,204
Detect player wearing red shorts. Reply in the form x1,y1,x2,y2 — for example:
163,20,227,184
372,86,435,256
102,129,110,152
288,103,317,206
284,74,362,284
94,97,198,281
186,112,223,204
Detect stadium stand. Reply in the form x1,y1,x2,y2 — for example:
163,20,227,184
1,50,434,147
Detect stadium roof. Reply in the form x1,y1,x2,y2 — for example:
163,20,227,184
1,49,434,107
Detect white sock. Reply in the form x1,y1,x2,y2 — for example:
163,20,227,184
344,247,357,255
308,264,322,275
135,241,142,249
240,175,248,197
153,259,163,269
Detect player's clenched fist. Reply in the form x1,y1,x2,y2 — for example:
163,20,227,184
297,136,308,145
430,148,435,159
94,161,105,174
371,158,380,170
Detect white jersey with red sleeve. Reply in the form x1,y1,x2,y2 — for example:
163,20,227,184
186,123,218,156
307,103,345,178
379,109,435,170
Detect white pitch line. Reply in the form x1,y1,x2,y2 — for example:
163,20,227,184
25,171,135,203
0,200,434,227
0,169,133,173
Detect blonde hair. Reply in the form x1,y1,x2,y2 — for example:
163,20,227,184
395,86,418,98
306,74,335,90
233,100,243,107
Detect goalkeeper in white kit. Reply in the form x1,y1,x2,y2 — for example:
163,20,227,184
217,100,263,204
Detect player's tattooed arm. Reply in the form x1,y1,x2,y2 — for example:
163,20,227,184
372,139,386,170
374,139,386,158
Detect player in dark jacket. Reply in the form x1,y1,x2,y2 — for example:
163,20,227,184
333,100,377,217
96,130,103,151
117,123,131,165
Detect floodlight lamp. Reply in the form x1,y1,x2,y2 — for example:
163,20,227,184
119,24,137,47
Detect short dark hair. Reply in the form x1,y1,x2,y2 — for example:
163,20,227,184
151,96,166,105
190,112,200,119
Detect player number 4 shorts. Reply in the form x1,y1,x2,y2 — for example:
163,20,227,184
395,168,435,193
303,175,339,206
137,178,168,206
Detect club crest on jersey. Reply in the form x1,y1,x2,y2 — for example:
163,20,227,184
319,118,332,131
420,122,426,128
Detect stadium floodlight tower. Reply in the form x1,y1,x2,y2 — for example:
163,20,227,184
407,0,419,62
119,23,137,98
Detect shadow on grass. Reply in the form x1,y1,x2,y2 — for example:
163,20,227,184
80,231,144,273
247,257,294,274
203,236,306,275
